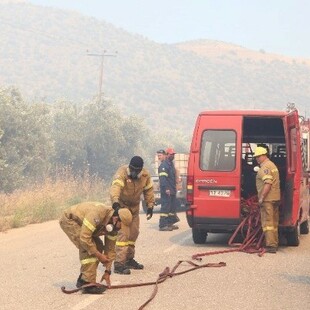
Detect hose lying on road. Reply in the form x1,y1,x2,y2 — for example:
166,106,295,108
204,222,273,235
61,260,226,309
61,196,261,308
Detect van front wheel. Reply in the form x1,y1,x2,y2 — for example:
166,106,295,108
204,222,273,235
192,228,208,244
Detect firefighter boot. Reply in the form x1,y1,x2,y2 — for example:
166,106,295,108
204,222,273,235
76,273,89,288
265,246,277,254
82,285,106,294
172,214,180,223
126,258,144,270
114,262,131,275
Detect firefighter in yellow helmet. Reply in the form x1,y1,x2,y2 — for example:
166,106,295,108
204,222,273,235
253,146,281,253
59,202,132,293
110,156,155,275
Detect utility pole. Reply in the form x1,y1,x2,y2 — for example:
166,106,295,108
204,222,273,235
87,50,117,103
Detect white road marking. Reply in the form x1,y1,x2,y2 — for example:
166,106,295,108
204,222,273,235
71,295,102,310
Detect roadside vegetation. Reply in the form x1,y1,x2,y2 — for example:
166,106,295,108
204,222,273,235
0,87,190,232
0,169,108,232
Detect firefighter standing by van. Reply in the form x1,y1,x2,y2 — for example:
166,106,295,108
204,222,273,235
253,146,281,253
59,201,132,294
158,148,180,231
156,149,167,163
110,156,155,275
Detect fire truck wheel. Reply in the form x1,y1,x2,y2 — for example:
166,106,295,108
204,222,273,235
286,224,300,246
300,220,309,234
192,228,208,244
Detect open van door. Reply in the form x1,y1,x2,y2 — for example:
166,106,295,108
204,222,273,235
283,109,301,245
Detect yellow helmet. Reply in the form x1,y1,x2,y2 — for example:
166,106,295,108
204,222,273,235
118,208,132,226
253,146,268,157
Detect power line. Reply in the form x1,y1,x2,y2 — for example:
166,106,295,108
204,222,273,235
86,50,117,103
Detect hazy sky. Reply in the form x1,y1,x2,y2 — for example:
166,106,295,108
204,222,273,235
28,0,309,58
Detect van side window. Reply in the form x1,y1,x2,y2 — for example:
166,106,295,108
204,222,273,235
200,130,236,171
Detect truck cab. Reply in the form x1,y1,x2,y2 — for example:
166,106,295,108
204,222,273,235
186,110,310,245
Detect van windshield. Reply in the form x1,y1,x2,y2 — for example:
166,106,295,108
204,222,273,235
200,130,236,171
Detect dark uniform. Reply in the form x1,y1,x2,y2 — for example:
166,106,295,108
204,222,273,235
256,158,281,249
158,158,178,229
110,164,154,272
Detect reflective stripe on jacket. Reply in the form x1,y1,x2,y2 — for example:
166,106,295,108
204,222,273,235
64,202,114,255
110,165,155,208
158,159,176,194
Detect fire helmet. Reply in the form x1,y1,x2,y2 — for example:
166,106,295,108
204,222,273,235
253,146,268,157
118,208,132,226
166,148,176,155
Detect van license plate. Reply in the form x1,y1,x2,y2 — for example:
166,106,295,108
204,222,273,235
209,190,231,197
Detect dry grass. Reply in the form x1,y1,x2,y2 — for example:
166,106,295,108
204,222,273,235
0,168,110,232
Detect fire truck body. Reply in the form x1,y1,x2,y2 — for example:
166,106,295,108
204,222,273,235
186,109,310,246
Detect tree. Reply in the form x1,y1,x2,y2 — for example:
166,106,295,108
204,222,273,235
0,87,53,192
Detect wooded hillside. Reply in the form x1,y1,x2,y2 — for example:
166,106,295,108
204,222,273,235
1,1,310,134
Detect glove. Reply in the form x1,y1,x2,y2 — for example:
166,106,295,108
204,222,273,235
112,202,121,213
101,270,111,288
96,252,111,265
146,207,153,220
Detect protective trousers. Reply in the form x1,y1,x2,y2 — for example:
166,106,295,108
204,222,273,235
59,214,102,283
260,201,280,248
159,192,177,228
115,206,139,265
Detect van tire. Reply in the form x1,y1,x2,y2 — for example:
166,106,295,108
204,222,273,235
300,220,309,234
192,228,208,244
286,225,300,246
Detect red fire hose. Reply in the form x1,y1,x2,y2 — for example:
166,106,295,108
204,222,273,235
61,196,262,309
61,260,226,309
192,195,266,261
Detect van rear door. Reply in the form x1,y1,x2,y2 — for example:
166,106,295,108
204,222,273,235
193,114,242,220
283,110,301,225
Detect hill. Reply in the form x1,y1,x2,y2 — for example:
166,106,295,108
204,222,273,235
1,1,310,134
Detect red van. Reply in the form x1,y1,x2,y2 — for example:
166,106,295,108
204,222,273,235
186,109,310,246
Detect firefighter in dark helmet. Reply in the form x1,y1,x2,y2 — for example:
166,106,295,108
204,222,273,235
110,156,155,275
59,201,132,293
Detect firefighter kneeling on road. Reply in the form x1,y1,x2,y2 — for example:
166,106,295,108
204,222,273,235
110,156,155,275
59,201,132,294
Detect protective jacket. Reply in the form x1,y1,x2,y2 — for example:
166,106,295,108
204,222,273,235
61,201,117,271
110,165,155,208
158,159,177,195
256,158,280,201
256,158,280,248
110,165,155,265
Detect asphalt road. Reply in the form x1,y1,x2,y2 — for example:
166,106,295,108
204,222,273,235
0,211,309,310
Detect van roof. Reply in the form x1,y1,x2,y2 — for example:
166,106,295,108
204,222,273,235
199,110,287,117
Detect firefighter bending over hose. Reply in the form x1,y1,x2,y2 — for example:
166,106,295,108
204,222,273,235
59,202,132,294
253,146,281,254
110,156,155,275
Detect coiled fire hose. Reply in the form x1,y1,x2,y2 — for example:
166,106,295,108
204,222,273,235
192,195,266,261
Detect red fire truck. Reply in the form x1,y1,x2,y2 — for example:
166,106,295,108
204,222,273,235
186,108,310,246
